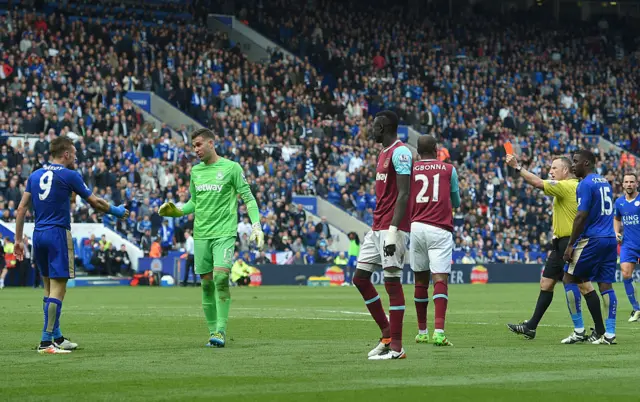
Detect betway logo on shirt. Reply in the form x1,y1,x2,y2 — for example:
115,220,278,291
376,173,387,182
196,184,224,192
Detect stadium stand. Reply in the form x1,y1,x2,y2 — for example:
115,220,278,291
0,0,635,269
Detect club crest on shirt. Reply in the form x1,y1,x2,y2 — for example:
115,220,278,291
635,201,640,207
216,171,224,181
383,158,390,169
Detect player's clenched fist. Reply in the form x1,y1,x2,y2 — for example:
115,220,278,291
563,245,574,263
159,202,184,217
250,223,264,250
14,240,24,261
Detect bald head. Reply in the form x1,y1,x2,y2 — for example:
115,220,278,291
417,135,438,159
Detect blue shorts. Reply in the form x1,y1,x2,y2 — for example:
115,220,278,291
347,255,357,269
565,237,617,283
33,227,75,279
620,245,640,264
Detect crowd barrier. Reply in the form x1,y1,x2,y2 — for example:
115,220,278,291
205,263,640,286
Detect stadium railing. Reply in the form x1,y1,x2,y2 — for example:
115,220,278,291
125,91,201,138
207,13,298,64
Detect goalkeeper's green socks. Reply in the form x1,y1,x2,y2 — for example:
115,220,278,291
201,279,217,335
214,271,231,333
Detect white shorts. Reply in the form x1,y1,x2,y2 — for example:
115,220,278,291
356,229,409,271
410,222,453,274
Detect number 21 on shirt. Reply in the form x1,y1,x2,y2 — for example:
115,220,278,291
414,173,440,203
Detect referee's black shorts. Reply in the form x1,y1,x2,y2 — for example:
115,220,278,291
542,237,570,281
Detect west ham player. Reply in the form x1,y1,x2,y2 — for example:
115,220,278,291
563,150,617,345
355,110,412,361
13,137,129,354
409,135,459,346
614,173,640,322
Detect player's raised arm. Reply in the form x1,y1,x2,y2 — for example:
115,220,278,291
14,184,32,261
384,145,412,257
232,163,264,249
451,167,461,209
506,154,544,190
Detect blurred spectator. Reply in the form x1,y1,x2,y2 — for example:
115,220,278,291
231,259,251,286
182,230,195,286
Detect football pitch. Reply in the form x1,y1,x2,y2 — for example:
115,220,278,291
2,284,640,402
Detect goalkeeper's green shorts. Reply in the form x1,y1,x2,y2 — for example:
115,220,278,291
194,237,236,274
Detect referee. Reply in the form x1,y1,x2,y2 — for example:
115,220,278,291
504,153,581,339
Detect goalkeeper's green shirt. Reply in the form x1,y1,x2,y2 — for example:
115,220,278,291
188,157,257,240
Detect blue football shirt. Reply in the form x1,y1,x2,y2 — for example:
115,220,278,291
27,164,93,231
615,193,640,249
576,173,615,239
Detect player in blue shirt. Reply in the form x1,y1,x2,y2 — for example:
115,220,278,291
614,173,640,322
562,150,618,345
13,137,129,354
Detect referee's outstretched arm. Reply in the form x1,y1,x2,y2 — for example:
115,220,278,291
505,154,544,189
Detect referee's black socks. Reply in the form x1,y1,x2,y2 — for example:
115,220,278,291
528,290,554,329
584,290,605,335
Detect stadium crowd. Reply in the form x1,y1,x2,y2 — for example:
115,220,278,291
0,0,636,268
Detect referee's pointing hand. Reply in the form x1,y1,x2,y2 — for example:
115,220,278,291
563,245,574,263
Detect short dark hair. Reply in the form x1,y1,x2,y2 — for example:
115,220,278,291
50,136,75,158
577,149,596,166
191,128,215,141
623,172,638,181
554,156,572,170
375,110,399,130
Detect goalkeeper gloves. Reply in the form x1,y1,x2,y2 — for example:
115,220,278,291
159,202,184,218
249,223,264,250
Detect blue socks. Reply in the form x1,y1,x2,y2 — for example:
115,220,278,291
601,289,617,337
564,283,584,331
42,298,62,342
623,278,639,310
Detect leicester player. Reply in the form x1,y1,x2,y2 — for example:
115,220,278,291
614,173,640,322
409,136,459,346
355,110,412,361
13,136,128,354
159,128,264,348
563,150,618,345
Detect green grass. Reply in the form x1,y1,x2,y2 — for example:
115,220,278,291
2,284,640,401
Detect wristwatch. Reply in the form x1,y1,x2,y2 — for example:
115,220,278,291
515,164,522,173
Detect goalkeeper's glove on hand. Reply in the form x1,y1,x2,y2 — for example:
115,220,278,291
159,202,184,217
249,223,264,250
383,225,397,257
